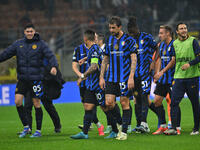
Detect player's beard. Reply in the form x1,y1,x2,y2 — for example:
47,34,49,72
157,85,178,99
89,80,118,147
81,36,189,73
179,32,188,39
111,32,119,37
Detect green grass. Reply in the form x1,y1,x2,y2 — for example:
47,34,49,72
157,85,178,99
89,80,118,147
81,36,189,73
0,99,200,150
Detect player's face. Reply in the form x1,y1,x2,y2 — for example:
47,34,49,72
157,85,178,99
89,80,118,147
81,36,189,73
83,36,88,45
176,24,188,38
159,28,167,42
24,27,35,39
109,24,121,36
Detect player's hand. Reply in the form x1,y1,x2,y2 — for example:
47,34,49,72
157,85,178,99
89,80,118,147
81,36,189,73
79,57,87,65
77,78,83,86
128,77,134,90
79,59,85,66
153,71,163,82
50,67,57,75
181,63,190,71
99,77,105,90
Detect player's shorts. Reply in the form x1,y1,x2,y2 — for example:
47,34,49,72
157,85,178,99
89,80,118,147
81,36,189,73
15,80,44,99
105,81,132,97
154,83,171,97
133,77,152,96
79,87,86,103
84,88,105,107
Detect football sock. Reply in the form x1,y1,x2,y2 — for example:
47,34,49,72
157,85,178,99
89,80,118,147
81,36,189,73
104,111,111,126
129,104,132,125
92,106,99,124
177,106,181,127
35,107,43,130
111,103,122,125
16,105,28,126
134,103,142,126
122,109,130,133
107,110,118,133
83,110,93,134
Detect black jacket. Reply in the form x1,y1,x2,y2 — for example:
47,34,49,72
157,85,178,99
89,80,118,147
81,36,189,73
0,33,58,80
43,66,65,100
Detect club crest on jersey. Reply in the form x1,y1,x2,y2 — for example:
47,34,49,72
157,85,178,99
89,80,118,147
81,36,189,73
32,44,37,50
121,41,125,46
133,91,138,96
135,43,139,49
163,50,166,55
114,44,119,50
140,40,144,45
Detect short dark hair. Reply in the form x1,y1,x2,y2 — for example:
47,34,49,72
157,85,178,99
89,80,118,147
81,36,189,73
176,22,186,31
84,29,95,41
127,16,138,34
108,16,122,27
160,25,173,37
24,23,35,30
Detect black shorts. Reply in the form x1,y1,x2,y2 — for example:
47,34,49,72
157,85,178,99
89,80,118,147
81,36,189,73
79,87,86,103
15,80,44,99
154,83,171,97
84,89,105,106
105,82,131,97
84,89,98,105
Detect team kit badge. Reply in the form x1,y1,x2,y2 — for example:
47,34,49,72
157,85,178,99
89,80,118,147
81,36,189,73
32,44,37,50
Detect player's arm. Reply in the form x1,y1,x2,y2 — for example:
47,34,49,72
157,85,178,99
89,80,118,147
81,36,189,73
83,59,98,78
154,56,161,74
72,47,82,77
161,56,175,73
79,57,87,65
0,42,17,62
154,56,175,82
154,44,175,82
72,61,82,77
99,55,109,90
128,53,137,90
182,39,200,70
77,57,98,86
149,45,159,72
128,38,138,90
100,55,109,79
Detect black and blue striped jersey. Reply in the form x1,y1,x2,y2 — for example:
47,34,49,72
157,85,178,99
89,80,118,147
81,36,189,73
85,44,103,91
72,44,89,87
158,40,175,85
105,33,137,83
135,32,157,78
134,32,157,94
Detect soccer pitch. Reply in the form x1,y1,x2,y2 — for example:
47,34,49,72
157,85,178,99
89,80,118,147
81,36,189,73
0,99,200,150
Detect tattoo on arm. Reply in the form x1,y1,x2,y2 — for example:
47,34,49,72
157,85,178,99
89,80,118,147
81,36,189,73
84,63,98,77
100,56,109,78
130,53,137,77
